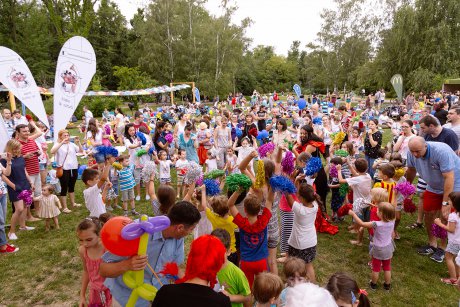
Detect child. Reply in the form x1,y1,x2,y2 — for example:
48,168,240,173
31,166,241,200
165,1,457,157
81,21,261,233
233,137,257,174
349,127,364,154
154,150,176,185
279,257,308,307
252,272,283,307
175,149,189,198
326,272,371,307
106,163,121,211
372,148,389,183
391,160,406,240
82,159,112,218
211,228,252,307
202,188,238,265
328,157,345,222
47,165,61,194
349,202,396,291
184,183,212,239
228,188,274,287
374,163,396,206
337,158,372,245
35,184,61,231
434,192,460,285
116,155,139,216
147,173,176,217
204,150,218,173
225,147,238,174
285,182,319,283
77,217,112,307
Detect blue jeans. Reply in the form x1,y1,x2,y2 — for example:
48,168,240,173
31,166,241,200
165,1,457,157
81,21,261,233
366,155,376,179
0,194,7,246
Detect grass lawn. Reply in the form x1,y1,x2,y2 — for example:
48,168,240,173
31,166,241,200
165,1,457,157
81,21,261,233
0,118,458,307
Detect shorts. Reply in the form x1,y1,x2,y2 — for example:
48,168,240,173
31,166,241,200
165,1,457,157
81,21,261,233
240,258,268,288
121,188,135,202
133,168,141,185
177,174,185,185
30,174,42,197
395,203,403,212
371,257,391,272
160,178,171,184
288,245,317,263
416,178,427,193
446,242,460,255
423,190,443,212
116,125,125,137
39,163,47,171
111,182,119,195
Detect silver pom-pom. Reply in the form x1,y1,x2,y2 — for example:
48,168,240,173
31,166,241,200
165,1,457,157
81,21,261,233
184,162,203,185
141,161,158,183
106,188,118,200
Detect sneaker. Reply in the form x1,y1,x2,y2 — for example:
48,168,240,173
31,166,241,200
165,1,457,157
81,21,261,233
430,248,445,263
441,278,457,285
8,233,18,240
135,195,140,201
106,206,114,212
72,203,82,207
19,226,35,231
0,244,19,254
123,210,129,217
114,204,122,209
131,209,140,215
383,283,391,291
417,245,436,256
62,208,72,214
369,281,377,290
145,195,151,201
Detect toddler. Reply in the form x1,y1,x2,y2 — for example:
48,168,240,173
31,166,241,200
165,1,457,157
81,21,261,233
233,137,257,175
175,149,189,198
148,173,176,216
328,157,345,221
224,147,238,174
326,272,371,307
204,150,218,173
35,184,61,231
82,159,112,218
154,150,176,185
279,257,308,307
116,155,139,216
252,272,283,307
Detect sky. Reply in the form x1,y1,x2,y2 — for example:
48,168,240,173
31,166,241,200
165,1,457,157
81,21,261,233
114,0,336,55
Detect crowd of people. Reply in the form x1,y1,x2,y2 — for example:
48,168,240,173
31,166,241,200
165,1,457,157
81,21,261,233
1,89,460,306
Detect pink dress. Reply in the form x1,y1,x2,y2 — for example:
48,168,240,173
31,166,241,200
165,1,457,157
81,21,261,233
84,248,112,307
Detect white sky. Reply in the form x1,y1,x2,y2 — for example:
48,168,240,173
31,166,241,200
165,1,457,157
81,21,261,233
114,0,336,55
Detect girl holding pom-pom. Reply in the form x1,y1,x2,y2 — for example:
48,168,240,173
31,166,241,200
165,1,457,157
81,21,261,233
153,150,176,185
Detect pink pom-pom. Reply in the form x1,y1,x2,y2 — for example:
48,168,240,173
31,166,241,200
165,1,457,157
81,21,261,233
281,151,295,175
258,142,275,158
195,175,204,186
18,190,33,207
329,164,338,177
165,133,173,143
431,224,447,239
395,182,416,198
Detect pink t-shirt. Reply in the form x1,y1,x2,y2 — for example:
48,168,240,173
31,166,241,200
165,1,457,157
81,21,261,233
279,194,300,212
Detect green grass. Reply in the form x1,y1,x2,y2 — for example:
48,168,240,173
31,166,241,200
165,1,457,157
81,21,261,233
0,120,458,306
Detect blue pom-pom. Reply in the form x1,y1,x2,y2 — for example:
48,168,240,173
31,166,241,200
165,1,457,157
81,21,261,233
236,128,243,138
148,147,156,155
328,102,334,108
136,132,147,145
304,157,322,176
95,146,119,158
257,130,269,140
312,117,322,125
269,175,297,194
204,179,220,196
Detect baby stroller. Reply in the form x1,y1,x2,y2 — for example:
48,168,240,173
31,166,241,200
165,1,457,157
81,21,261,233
385,100,401,120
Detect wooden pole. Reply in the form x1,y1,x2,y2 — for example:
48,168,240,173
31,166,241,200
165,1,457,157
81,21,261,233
170,82,173,105
192,82,195,104
8,91,16,111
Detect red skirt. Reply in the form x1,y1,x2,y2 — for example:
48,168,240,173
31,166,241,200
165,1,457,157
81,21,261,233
198,145,208,165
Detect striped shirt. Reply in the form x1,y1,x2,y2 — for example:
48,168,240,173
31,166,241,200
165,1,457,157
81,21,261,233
19,138,40,175
374,180,396,205
118,165,135,191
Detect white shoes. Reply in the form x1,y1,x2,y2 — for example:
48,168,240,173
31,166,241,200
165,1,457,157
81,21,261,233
8,233,18,240
145,195,150,201
19,226,35,231
135,195,141,201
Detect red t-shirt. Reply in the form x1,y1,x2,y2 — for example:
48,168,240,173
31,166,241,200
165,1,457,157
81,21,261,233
133,122,149,133
19,139,40,175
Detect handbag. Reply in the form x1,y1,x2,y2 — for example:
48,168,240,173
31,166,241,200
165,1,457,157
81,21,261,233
56,146,69,178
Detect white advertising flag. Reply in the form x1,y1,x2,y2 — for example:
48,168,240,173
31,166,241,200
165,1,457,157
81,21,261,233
53,36,96,141
0,47,50,127
0,116,9,152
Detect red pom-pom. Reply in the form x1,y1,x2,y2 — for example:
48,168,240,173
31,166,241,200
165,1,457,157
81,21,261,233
337,203,353,217
160,262,179,277
403,198,416,213
25,114,32,121
249,127,258,138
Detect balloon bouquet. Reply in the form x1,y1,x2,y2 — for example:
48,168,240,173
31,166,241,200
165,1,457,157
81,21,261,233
101,215,170,306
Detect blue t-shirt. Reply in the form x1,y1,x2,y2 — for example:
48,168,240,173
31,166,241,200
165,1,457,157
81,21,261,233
424,127,459,151
407,142,460,194
102,231,184,307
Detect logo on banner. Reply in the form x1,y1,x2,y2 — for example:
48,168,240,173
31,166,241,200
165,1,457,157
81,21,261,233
59,62,81,97
9,67,30,89
293,84,301,98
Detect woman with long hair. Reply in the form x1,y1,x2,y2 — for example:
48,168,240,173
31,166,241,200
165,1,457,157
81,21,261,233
363,119,383,178
86,118,103,147
113,107,125,144
153,121,167,153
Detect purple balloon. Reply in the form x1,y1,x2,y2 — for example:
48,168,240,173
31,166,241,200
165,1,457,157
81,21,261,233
121,215,170,240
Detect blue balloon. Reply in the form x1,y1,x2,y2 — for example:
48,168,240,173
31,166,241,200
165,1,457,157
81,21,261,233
297,99,307,110
328,102,334,108
257,130,269,140
235,128,243,138
78,165,87,177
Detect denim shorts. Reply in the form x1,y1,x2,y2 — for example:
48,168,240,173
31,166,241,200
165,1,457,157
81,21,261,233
39,163,47,171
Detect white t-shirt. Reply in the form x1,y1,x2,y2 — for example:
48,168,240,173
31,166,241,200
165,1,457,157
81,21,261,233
398,135,415,160
56,143,79,170
346,174,372,202
159,160,172,179
87,129,103,144
85,110,93,125
35,135,46,164
448,213,460,245
48,169,59,184
124,137,140,167
83,184,106,218
205,158,218,172
175,159,189,175
116,113,125,128
288,201,318,250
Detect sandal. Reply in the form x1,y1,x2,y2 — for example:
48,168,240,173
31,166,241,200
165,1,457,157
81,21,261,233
406,222,423,229
441,278,457,285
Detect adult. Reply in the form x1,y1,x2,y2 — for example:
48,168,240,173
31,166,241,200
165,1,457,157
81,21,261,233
392,120,415,163
173,113,189,138
363,119,382,178
0,150,14,253
100,201,201,307
419,115,459,153
213,116,232,169
405,92,416,110
50,129,83,213
406,137,460,263
113,107,125,144
32,121,49,186
16,124,42,220
83,105,93,127
256,105,268,131
294,125,329,211
124,123,143,201
178,124,199,164
229,113,242,142
133,111,149,133
2,139,34,240
152,121,167,153
86,118,104,147
433,102,449,126
338,105,350,135
444,107,460,148
152,235,230,307
2,109,15,138
272,118,292,148
408,102,423,131
374,89,382,111
12,109,27,126
240,114,257,144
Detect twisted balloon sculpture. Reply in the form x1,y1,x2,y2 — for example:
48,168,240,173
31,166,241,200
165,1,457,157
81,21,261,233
121,215,171,306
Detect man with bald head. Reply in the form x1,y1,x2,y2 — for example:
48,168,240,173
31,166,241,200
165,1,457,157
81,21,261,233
406,137,460,263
